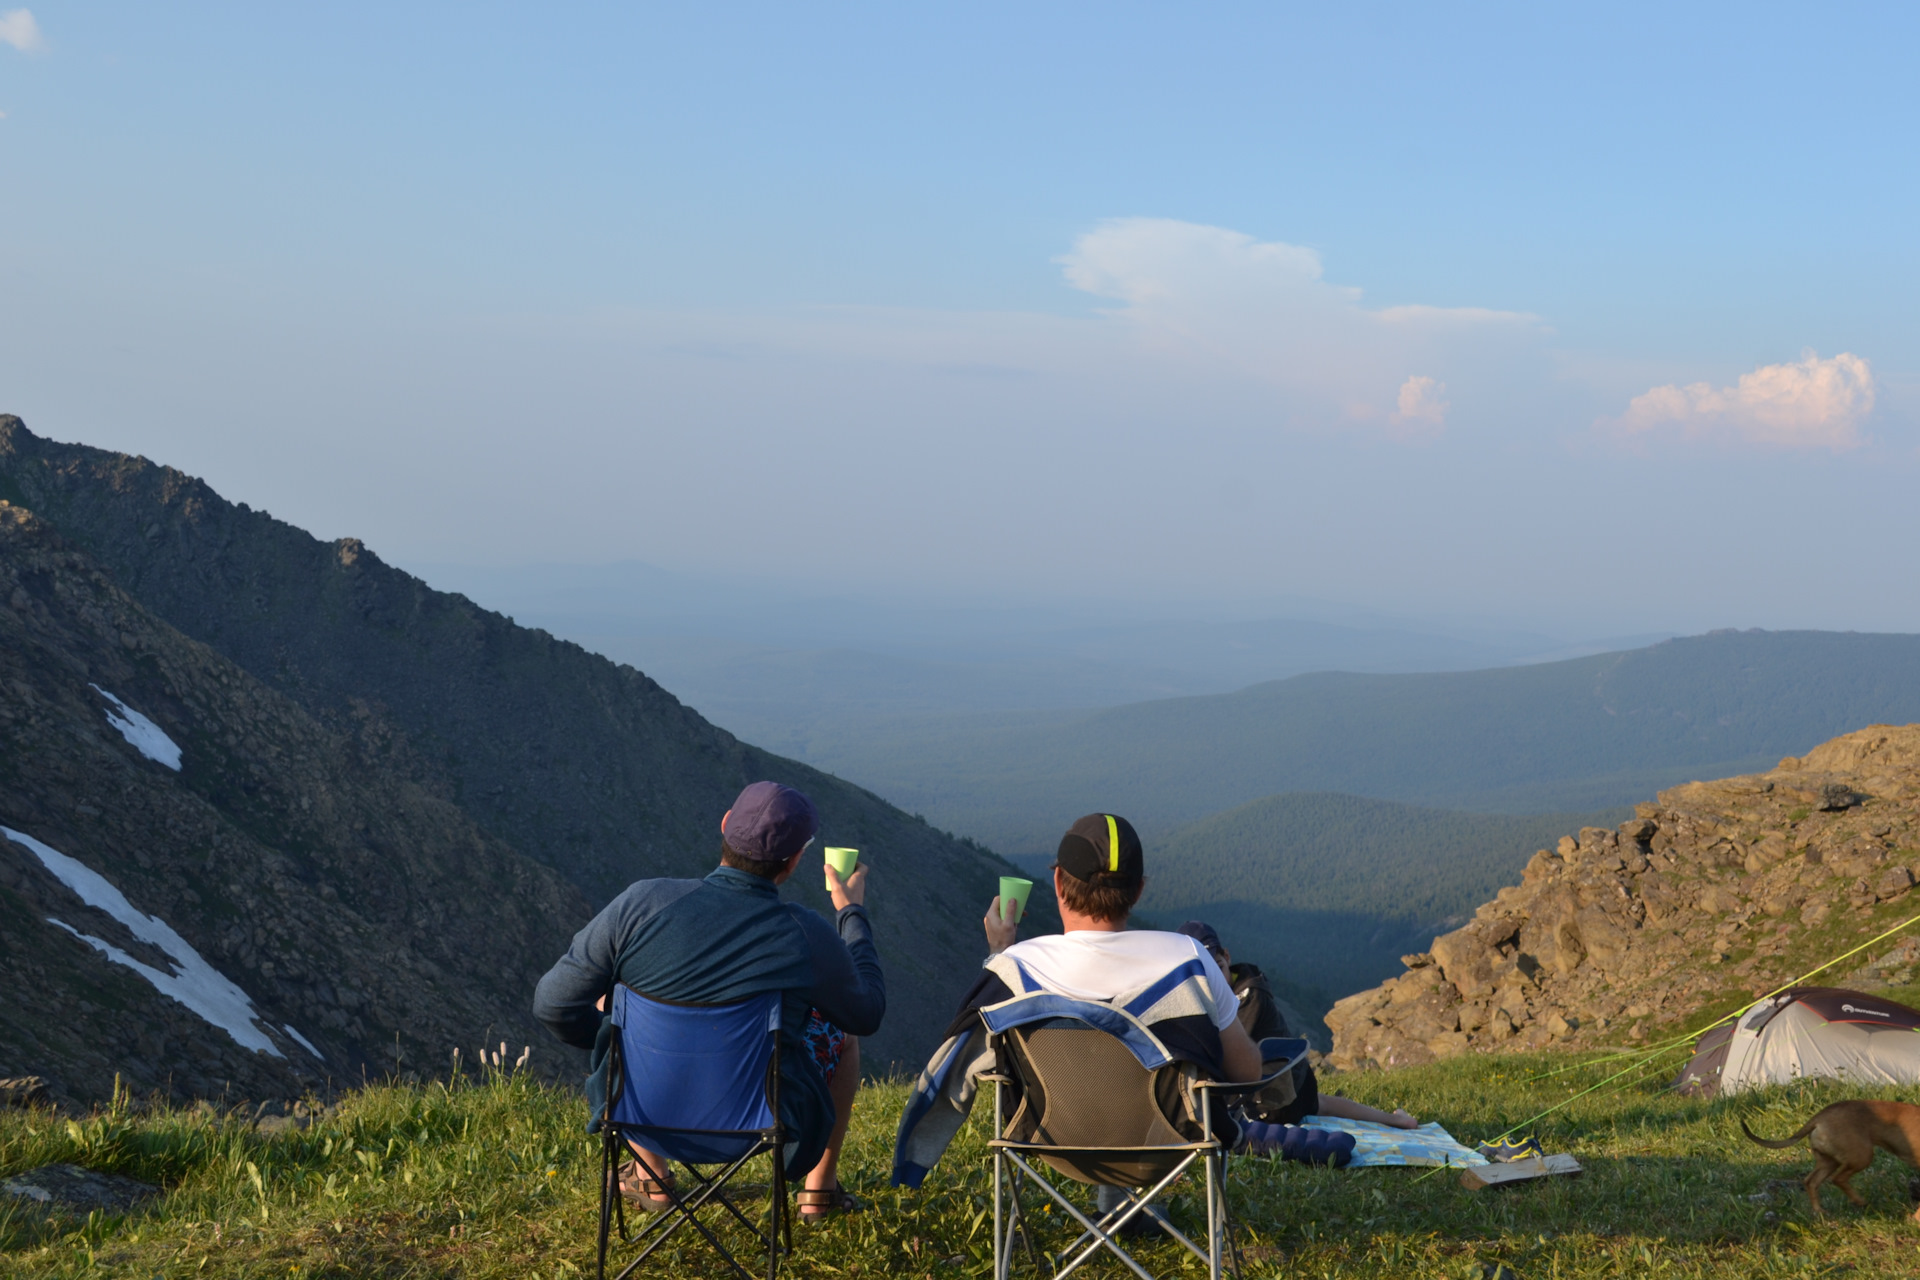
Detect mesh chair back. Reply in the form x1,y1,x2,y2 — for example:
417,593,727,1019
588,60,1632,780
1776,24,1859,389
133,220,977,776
607,986,781,1165
1007,1023,1195,1186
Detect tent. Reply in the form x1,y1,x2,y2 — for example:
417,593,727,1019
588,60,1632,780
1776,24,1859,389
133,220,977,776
1671,987,1920,1097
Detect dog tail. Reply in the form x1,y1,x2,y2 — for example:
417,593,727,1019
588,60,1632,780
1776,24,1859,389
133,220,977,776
1741,1116,1819,1149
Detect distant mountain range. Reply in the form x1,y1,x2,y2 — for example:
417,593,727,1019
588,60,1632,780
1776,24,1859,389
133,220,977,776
419,558,1666,758
796,629,1920,859
0,416,1046,1097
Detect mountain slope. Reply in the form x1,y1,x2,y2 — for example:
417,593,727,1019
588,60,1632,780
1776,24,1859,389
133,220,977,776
0,505,588,1105
0,416,1050,1073
794,630,1920,856
1137,793,1631,1002
1326,724,1920,1070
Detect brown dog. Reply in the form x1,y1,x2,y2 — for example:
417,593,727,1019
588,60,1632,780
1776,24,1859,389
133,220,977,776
1742,1101,1920,1218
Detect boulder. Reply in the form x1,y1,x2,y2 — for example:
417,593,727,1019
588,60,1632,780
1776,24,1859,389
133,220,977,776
0,1077,51,1109
2,1164,158,1215
1430,919,1518,999
1819,782,1858,811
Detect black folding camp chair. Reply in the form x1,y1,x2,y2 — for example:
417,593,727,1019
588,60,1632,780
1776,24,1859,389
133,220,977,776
980,993,1299,1280
597,984,791,1280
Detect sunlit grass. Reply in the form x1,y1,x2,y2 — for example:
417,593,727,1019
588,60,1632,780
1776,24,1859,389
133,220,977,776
5,1053,1920,1277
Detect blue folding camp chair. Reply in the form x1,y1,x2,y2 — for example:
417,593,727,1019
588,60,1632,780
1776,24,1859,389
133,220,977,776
597,984,791,1280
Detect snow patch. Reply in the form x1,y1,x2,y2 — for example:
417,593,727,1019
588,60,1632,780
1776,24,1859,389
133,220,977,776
89,685,182,771
282,1025,325,1061
4,826,282,1057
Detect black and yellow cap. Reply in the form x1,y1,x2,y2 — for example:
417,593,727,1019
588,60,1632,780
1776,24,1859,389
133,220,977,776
1055,812,1143,882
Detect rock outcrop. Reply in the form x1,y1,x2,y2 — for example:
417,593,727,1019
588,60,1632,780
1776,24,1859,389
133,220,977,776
1328,725,1920,1069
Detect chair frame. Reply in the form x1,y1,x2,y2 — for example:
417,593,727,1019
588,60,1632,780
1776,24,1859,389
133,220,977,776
984,1015,1290,1280
596,986,791,1280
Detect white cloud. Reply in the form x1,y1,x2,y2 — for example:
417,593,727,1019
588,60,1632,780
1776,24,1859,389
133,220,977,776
1391,375,1449,436
0,9,44,54
1604,351,1875,451
1055,218,1537,432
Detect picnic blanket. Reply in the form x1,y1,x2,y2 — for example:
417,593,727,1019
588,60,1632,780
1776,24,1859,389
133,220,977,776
1299,1116,1489,1168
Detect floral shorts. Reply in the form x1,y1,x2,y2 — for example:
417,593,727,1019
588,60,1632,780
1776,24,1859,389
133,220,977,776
802,1009,846,1085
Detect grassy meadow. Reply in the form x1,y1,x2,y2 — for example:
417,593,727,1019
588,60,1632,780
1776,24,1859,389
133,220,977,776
6,1053,1920,1278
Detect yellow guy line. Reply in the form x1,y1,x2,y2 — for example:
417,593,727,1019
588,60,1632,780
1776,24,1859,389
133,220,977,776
1407,910,1920,1181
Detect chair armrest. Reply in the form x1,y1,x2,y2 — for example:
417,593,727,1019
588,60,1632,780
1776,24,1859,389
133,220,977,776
977,1072,1015,1085
1194,1071,1284,1094
1195,1036,1311,1095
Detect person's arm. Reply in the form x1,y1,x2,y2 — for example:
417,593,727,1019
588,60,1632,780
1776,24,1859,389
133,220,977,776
1317,1094,1418,1129
532,900,630,1049
531,880,694,1049
1192,945,1263,1081
1219,1019,1264,1083
797,864,886,1036
983,897,1019,954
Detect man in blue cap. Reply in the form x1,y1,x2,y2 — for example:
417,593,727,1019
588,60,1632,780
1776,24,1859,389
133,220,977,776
534,781,884,1220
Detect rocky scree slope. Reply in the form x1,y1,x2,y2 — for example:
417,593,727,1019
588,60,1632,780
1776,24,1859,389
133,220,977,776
0,505,588,1106
0,417,1046,1072
1328,725,1920,1070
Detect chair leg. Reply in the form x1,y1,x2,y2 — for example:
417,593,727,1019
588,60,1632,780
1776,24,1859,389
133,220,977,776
769,1152,784,1280
1217,1153,1244,1280
1207,1152,1221,1280
993,1149,1007,1280
1002,1163,1042,1277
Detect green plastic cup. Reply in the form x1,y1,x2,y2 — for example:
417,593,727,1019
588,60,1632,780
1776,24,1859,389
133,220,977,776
824,847,860,889
999,876,1034,924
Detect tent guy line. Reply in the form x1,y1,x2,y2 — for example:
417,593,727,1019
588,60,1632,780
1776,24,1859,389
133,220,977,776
1409,908,1920,1180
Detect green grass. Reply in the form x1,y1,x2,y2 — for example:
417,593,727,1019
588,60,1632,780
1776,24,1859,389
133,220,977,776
7,1057,1920,1278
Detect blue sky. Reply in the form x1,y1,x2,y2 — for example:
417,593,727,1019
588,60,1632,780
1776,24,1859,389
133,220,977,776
2,3,1917,632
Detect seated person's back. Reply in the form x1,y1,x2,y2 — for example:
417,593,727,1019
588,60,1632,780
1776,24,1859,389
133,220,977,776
983,813,1262,1085
532,781,885,1218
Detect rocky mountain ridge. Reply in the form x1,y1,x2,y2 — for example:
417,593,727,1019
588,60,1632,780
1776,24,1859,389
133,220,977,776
0,415,1050,1085
1328,724,1920,1070
0,504,588,1105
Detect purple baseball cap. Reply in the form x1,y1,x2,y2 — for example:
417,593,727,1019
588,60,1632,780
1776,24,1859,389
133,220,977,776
1177,920,1225,957
721,781,820,862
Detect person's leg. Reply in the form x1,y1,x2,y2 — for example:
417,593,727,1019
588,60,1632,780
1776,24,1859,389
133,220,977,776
804,1036,859,1200
620,1140,676,1208
1316,1094,1417,1129
796,1035,861,1218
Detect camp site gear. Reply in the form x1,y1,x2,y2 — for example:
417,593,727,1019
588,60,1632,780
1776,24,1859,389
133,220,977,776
1672,987,1920,1097
1239,1120,1356,1166
977,992,1293,1280
595,986,791,1280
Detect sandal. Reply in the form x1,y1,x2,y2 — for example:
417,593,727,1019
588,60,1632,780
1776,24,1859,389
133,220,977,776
796,1185,863,1221
619,1160,678,1212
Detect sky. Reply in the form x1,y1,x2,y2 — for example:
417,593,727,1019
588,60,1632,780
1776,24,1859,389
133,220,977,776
2,3,1918,636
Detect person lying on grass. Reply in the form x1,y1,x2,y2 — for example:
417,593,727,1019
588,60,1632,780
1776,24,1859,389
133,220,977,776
532,781,884,1222
1174,920,1418,1134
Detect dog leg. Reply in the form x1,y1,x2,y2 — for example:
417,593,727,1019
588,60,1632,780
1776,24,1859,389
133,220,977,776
1830,1165,1869,1209
1805,1156,1838,1217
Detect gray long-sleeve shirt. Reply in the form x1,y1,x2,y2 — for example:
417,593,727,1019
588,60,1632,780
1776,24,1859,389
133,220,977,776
533,864,885,1167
